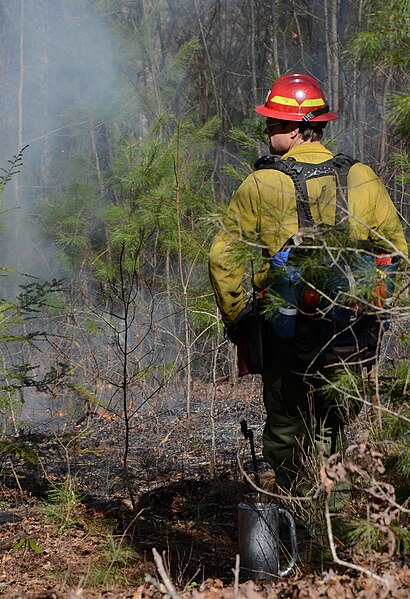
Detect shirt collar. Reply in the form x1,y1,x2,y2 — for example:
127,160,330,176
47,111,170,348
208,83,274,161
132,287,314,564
282,143,333,160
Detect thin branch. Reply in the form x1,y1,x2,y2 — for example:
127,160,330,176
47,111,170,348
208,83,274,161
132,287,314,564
237,443,319,502
315,371,410,425
232,553,240,598
152,548,180,599
324,498,388,586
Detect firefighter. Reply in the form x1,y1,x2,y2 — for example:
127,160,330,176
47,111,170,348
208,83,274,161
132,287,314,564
209,73,408,496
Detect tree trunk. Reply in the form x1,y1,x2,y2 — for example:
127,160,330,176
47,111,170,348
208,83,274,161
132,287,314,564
379,69,393,167
249,0,257,106
324,0,340,139
13,0,25,276
270,0,280,76
17,0,24,155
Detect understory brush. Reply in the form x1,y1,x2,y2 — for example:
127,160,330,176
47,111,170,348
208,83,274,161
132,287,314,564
42,477,85,530
87,531,137,588
41,477,138,587
279,347,410,569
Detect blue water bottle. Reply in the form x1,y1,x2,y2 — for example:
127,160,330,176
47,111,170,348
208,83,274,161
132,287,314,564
268,248,300,339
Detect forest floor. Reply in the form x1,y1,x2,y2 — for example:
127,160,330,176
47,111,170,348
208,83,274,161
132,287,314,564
0,377,409,598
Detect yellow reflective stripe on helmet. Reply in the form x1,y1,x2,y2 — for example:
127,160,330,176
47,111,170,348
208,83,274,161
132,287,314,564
270,95,325,107
300,98,325,107
270,95,299,106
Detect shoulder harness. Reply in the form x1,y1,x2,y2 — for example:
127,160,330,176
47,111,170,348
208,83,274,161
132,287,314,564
254,153,358,228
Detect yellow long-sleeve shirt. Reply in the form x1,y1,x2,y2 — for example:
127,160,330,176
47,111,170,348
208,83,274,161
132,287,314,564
209,143,408,324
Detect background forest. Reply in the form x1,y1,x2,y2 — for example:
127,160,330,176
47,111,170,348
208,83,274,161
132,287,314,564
0,1,409,595
0,0,408,422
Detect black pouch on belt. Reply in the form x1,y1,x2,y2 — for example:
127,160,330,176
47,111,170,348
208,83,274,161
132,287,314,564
226,300,263,376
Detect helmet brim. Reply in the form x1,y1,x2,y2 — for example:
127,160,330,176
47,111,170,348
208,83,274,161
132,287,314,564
255,104,339,122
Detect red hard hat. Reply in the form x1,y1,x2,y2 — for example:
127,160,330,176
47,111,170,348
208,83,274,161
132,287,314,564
255,73,338,122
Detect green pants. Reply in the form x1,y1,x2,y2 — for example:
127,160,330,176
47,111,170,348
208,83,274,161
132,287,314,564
261,335,352,494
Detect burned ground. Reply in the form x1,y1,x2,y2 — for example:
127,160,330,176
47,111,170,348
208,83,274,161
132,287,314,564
0,379,409,598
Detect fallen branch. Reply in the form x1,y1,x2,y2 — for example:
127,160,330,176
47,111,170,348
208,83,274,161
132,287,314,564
0,533,22,550
152,547,180,599
144,573,168,596
232,553,240,598
324,498,388,586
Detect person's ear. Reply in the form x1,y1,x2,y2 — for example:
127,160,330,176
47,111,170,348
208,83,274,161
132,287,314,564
288,121,301,138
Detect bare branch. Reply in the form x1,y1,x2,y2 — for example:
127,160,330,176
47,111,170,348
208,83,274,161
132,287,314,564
324,498,388,586
152,548,180,599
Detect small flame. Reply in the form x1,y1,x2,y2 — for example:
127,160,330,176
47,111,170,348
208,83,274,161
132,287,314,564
96,406,118,421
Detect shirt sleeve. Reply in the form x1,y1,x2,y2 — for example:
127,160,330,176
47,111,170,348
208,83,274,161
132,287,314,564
349,163,408,258
373,177,408,257
209,175,260,323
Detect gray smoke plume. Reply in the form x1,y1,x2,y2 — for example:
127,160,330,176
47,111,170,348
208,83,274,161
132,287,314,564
0,0,121,282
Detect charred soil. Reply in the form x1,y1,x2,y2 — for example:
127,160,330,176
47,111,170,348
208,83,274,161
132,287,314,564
0,379,409,598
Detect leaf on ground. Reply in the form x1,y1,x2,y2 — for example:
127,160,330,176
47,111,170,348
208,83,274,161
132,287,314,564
320,464,334,499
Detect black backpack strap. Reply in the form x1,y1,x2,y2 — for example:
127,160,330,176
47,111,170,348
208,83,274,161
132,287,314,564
254,153,357,228
283,160,315,227
297,154,357,227
255,156,315,227
332,154,357,226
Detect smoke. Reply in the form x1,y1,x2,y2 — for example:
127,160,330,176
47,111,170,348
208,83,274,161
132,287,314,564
0,0,121,281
